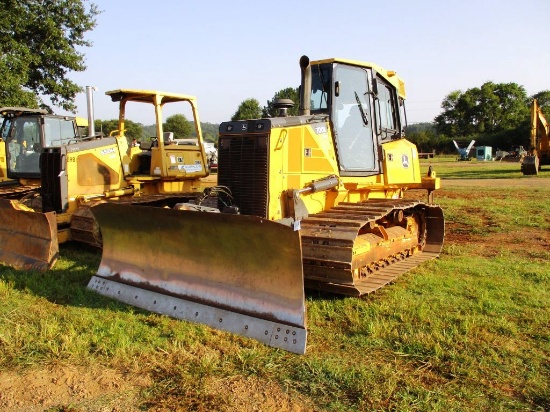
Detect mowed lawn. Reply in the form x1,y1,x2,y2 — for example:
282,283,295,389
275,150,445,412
0,159,548,411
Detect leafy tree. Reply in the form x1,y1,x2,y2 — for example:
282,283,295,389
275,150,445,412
406,123,435,152
138,121,218,145
406,122,453,154
406,122,436,134
485,83,529,131
435,82,529,137
531,90,550,120
0,51,37,108
164,114,193,138
202,132,216,144
0,0,100,112
262,87,299,117
95,119,143,141
200,122,219,145
231,98,262,121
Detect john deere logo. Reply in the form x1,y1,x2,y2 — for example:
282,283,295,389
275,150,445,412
402,154,409,168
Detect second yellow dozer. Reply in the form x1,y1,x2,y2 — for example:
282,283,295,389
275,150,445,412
88,56,445,354
0,135,13,184
0,106,89,190
0,89,213,271
0,105,93,270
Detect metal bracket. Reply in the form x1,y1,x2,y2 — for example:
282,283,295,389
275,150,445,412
286,189,309,221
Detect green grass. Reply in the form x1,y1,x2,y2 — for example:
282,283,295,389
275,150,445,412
440,187,550,234
420,157,550,179
0,164,549,411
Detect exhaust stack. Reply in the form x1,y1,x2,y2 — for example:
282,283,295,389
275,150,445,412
86,86,98,137
299,55,311,116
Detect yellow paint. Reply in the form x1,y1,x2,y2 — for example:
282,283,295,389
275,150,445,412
264,117,439,220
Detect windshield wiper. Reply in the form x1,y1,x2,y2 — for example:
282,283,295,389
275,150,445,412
354,92,369,126
316,65,329,108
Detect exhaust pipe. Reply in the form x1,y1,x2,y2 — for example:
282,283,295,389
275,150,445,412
86,86,98,137
299,55,311,116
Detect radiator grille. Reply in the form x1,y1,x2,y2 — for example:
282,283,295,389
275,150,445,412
40,149,63,213
218,134,269,217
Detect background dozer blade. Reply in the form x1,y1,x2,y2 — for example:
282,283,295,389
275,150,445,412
87,202,307,354
424,204,445,255
0,199,59,271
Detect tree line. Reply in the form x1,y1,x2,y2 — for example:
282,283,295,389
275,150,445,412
93,116,220,144
409,85,550,154
232,82,550,154
231,87,300,120
93,87,303,146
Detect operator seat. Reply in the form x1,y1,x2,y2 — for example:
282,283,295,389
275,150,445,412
149,132,173,148
163,132,174,145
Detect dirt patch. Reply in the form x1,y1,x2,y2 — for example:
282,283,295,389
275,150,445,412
205,376,317,412
437,178,550,259
0,365,316,412
444,224,550,259
0,365,151,412
482,230,549,259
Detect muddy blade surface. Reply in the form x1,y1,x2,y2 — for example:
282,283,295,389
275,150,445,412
88,202,307,354
0,199,58,271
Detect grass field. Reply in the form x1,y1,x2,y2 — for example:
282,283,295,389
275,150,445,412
0,160,548,411
419,157,539,178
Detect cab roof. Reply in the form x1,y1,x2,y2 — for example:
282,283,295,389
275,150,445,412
0,107,48,116
310,57,406,99
105,89,197,104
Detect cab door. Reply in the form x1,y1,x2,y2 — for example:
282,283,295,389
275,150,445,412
332,64,378,175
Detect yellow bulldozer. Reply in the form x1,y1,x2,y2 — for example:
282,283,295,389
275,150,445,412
0,107,46,186
0,89,213,271
88,56,445,354
0,106,89,189
522,99,550,175
0,141,10,184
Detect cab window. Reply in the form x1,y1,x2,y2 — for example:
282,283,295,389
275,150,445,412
310,64,331,112
332,64,378,174
44,118,77,146
1,118,13,140
7,116,41,174
375,78,399,140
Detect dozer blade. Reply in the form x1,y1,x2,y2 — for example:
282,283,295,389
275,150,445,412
87,202,307,354
0,199,59,271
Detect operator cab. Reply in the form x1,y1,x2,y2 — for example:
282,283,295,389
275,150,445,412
0,109,82,179
308,59,407,176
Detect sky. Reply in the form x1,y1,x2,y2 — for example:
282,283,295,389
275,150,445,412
61,0,550,126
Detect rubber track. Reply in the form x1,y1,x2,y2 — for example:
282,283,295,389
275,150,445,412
301,199,444,296
0,184,39,199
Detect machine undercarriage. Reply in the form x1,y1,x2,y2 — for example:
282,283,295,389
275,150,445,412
302,199,444,295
